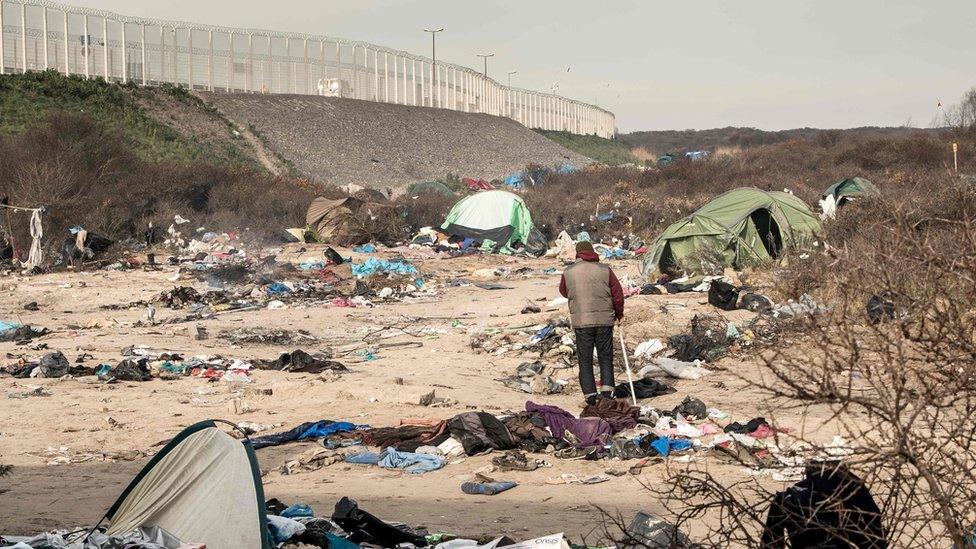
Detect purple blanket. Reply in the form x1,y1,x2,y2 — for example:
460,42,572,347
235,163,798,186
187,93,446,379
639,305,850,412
526,401,611,448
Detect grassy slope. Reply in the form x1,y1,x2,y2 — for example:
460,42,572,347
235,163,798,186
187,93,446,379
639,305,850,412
536,129,640,165
0,70,258,166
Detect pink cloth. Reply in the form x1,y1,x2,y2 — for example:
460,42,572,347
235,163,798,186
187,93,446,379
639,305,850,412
750,424,776,439
700,423,723,435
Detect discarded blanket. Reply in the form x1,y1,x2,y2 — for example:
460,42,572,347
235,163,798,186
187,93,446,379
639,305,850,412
251,420,357,449
581,398,640,432
345,447,446,474
526,401,611,448
362,422,449,452
254,350,347,373
447,412,517,455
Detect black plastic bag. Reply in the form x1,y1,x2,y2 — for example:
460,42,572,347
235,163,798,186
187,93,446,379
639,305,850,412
708,280,739,311
324,247,345,265
331,497,428,547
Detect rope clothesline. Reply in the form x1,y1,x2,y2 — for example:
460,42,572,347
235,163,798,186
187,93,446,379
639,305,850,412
0,202,44,213
1,202,46,270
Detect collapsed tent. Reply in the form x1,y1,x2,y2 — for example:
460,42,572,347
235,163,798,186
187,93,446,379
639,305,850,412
102,420,271,549
306,197,392,246
642,187,822,275
819,177,878,219
441,190,544,255
407,181,455,197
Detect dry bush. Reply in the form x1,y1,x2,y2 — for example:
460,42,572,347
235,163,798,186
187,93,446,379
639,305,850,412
0,111,324,257
641,163,976,547
523,128,961,249
393,190,461,234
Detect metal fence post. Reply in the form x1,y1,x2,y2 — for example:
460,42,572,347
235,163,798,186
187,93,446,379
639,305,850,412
0,1,5,75
63,9,70,74
246,33,253,92
100,16,108,79
121,20,127,82
207,28,213,90
393,54,399,103
41,6,49,69
187,28,194,88
20,2,27,73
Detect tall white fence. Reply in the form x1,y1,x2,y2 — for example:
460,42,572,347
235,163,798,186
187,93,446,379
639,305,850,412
0,0,616,138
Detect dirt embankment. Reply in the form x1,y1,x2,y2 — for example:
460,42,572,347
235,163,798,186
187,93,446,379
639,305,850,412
201,93,590,188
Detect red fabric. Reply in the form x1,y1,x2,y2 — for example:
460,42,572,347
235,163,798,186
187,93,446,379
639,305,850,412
559,274,568,298
462,177,494,190
750,424,776,439
608,269,625,320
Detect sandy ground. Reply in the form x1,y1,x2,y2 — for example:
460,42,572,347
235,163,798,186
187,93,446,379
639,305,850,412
0,246,845,543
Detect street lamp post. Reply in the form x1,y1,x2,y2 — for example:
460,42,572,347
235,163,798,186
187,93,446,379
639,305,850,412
507,70,517,87
476,52,494,77
423,27,443,107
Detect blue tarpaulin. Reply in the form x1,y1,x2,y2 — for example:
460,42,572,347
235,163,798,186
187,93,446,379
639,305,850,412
504,172,525,188
266,282,292,295
648,436,693,457
351,258,419,278
0,321,23,335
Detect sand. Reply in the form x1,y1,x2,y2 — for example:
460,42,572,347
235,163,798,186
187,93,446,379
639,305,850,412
0,246,843,543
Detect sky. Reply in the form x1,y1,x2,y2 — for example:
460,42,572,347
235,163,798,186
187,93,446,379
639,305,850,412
69,0,976,133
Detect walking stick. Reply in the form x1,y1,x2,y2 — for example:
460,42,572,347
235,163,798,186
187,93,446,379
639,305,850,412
618,325,639,406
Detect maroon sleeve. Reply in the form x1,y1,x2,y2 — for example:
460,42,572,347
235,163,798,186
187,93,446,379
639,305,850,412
559,274,568,298
608,269,624,320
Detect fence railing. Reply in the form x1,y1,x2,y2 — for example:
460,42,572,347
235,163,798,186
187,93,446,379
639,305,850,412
0,0,616,138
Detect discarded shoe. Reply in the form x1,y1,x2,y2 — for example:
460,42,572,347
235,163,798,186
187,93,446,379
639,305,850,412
491,450,538,472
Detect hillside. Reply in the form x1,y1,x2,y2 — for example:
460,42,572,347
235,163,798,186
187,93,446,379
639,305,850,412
535,130,640,165
619,126,935,157
201,92,591,188
0,70,279,169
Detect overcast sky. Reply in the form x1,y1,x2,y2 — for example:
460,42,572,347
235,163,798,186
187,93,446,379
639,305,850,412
70,0,975,132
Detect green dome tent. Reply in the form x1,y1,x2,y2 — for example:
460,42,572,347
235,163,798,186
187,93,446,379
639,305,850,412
441,190,538,254
642,187,822,275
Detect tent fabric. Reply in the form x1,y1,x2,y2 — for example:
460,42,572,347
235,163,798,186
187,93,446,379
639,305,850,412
820,177,878,219
306,197,363,243
642,187,822,275
441,191,535,253
821,177,878,201
105,420,270,549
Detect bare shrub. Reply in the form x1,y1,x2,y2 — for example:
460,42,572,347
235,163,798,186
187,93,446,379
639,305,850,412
0,111,324,258
643,171,976,547
394,190,460,234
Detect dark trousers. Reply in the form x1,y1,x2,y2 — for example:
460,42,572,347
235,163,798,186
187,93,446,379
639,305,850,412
575,326,615,396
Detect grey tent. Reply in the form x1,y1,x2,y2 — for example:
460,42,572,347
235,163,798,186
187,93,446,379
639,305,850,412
102,420,271,549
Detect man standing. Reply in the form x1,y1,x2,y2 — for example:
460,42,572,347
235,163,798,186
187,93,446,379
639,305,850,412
559,241,625,405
